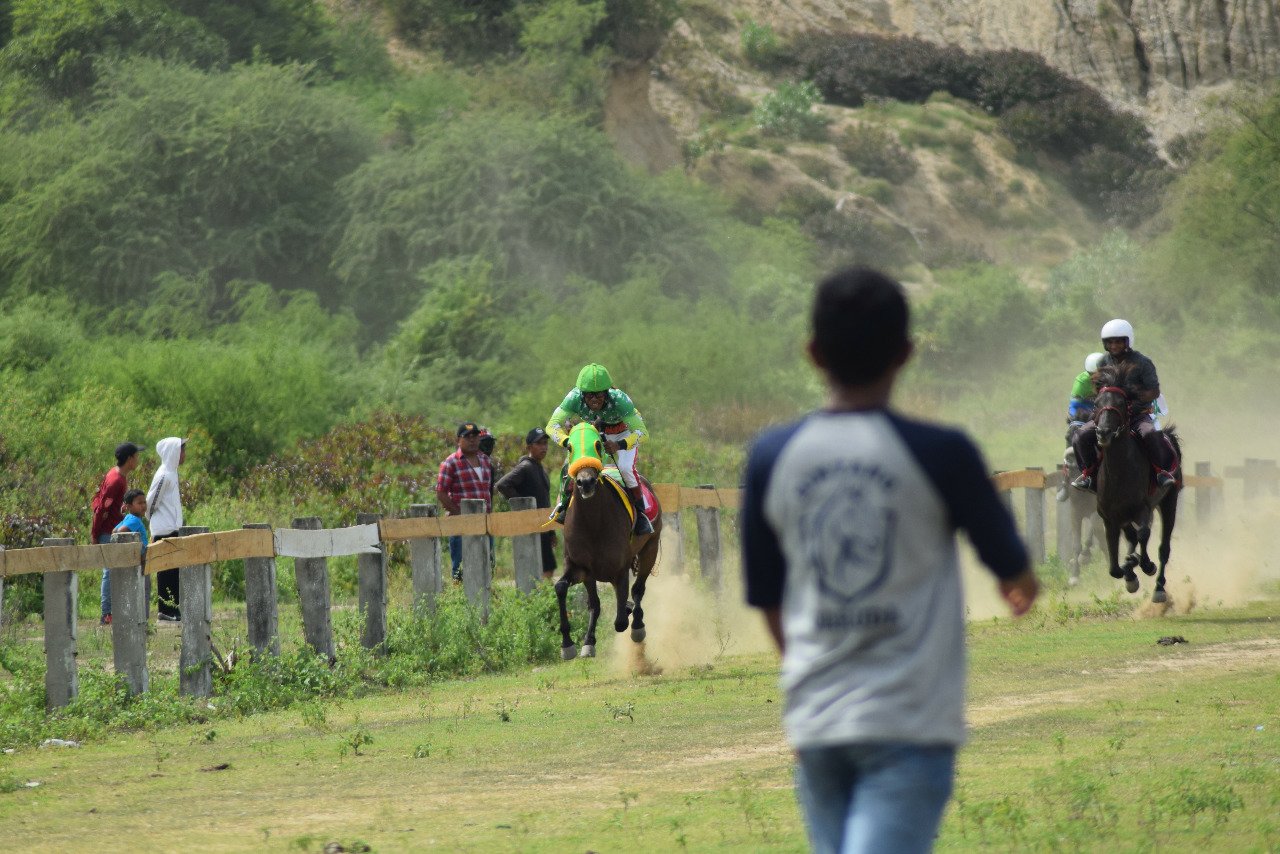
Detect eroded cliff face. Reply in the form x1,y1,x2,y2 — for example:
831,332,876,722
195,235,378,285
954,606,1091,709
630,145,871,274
717,0,1280,143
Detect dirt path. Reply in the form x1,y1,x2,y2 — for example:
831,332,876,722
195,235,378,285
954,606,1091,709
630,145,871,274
969,637,1280,727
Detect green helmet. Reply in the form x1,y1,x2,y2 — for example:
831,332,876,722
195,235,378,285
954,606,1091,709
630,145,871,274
576,363,613,393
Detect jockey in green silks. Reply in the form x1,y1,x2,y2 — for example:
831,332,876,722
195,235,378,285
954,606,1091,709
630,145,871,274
546,363,654,536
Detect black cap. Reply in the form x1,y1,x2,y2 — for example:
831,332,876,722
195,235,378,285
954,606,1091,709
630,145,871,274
115,442,144,465
526,427,549,445
457,422,481,437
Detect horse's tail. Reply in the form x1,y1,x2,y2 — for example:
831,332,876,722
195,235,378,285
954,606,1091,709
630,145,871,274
1163,424,1183,477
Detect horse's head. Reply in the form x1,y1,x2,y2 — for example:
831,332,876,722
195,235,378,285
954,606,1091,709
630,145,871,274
566,422,606,500
1092,364,1133,448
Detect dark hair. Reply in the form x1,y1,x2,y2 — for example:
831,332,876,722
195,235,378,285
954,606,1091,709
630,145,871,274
115,442,142,466
811,267,910,385
122,489,145,506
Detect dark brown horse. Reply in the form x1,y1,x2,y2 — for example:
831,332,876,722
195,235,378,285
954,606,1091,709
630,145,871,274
1091,363,1181,603
554,423,662,659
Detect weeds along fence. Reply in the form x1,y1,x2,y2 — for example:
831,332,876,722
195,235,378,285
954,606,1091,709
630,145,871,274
0,462,1275,711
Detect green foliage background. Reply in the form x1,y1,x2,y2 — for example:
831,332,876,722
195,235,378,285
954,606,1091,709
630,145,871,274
0,0,1278,617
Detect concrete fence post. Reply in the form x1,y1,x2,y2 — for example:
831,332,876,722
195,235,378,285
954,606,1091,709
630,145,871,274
1024,468,1045,565
509,496,543,594
41,537,77,710
357,512,387,652
178,525,213,698
408,504,442,613
243,523,279,656
109,531,148,696
660,509,685,576
1194,462,1213,524
292,516,334,662
460,499,492,621
694,484,722,594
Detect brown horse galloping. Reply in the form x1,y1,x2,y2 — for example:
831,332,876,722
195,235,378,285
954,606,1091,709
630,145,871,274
1091,363,1181,603
554,423,662,659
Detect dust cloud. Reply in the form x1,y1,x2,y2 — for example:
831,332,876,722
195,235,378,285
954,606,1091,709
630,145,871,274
609,550,775,677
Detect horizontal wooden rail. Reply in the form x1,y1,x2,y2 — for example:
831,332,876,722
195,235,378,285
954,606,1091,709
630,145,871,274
0,461,1256,576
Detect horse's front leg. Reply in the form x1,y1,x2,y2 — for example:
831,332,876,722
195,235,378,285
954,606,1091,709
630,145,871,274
554,571,577,660
1105,520,1124,580
612,577,630,634
629,566,648,643
1118,524,1140,594
582,580,602,658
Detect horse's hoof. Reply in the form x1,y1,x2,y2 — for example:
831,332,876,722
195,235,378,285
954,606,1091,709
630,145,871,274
1152,589,1168,604
1109,567,1124,579
614,621,628,633
1067,575,1080,588
1125,575,1140,594
581,644,596,658
561,645,577,661
630,627,646,643
1141,563,1157,577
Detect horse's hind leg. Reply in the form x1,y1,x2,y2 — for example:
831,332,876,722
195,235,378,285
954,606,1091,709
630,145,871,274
1152,496,1178,604
554,571,578,660
629,566,650,644
581,580,602,658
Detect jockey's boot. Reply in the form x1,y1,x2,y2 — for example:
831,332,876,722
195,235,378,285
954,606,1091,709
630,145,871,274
1071,473,1095,493
551,472,570,525
627,485,654,536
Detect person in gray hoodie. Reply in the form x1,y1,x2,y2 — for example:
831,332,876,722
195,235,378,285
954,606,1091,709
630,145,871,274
146,436,187,622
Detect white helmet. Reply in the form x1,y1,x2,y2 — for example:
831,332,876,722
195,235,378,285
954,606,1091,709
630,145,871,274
1084,352,1106,372
1100,318,1134,346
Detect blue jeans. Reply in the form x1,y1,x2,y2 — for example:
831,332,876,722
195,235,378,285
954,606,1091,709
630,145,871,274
795,742,956,854
98,533,113,617
448,535,496,581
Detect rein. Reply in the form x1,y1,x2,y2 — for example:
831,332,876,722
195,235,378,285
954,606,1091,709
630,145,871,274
1094,385,1130,428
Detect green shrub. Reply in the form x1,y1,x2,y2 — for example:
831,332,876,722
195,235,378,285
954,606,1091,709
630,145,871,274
836,123,917,183
740,18,782,67
0,0,227,97
0,59,378,310
752,80,828,140
915,265,1042,378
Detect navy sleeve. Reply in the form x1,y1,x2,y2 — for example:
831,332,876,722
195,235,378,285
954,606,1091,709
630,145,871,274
888,414,1028,580
741,422,803,608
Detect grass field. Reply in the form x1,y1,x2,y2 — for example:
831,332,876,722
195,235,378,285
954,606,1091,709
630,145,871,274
1,559,1278,852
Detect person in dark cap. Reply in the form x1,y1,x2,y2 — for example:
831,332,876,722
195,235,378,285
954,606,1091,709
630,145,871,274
436,422,493,581
495,427,558,579
90,441,144,625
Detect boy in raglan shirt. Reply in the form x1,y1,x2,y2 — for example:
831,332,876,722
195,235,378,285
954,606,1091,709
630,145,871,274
741,267,1039,854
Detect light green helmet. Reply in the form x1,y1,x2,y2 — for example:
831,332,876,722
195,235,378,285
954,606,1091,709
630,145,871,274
576,363,613,393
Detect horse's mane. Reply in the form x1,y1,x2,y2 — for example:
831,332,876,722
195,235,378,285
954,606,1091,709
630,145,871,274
1093,361,1144,396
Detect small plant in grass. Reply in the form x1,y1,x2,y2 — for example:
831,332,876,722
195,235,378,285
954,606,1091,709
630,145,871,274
413,742,431,759
606,701,635,722
1158,770,1243,829
339,718,373,757
753,81,829,141
732,772,776,840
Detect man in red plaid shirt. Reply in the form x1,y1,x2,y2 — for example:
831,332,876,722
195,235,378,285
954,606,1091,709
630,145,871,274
436,422,493,581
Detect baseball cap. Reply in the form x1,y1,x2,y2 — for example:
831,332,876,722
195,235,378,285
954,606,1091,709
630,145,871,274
457,422,481,437
115,442,145,464
526,427,549,445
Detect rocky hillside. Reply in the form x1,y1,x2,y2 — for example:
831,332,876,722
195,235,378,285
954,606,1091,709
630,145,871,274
603,0,1278,285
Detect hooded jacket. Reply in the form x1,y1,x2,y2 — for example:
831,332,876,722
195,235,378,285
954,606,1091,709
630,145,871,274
146,437,185,536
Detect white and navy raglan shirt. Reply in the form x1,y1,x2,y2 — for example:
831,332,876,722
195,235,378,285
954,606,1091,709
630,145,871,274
742,409,1027,749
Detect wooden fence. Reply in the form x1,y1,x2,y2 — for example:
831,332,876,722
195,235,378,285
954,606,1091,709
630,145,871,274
0,461,1275,710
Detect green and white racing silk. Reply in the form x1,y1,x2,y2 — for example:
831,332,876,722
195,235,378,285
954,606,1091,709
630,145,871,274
545,388,647,449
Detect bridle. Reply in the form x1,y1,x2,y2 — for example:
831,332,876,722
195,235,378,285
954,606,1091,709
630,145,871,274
1094,385,1130,447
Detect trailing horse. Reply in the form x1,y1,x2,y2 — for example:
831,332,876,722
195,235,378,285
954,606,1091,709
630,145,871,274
554,422,662,660
1061,425,1100,586
1090,363,1181,603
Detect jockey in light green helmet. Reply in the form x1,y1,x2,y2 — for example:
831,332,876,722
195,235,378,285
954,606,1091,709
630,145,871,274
546,363,653,535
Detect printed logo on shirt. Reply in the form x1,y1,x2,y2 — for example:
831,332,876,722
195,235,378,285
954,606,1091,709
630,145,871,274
797,461,896,604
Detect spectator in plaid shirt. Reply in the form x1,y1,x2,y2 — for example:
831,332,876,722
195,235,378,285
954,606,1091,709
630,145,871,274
436,422,494,581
